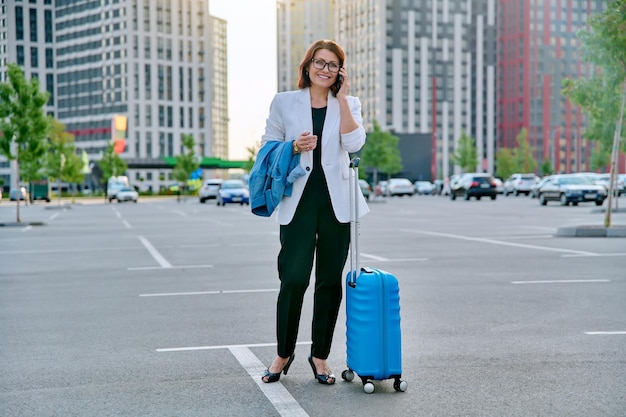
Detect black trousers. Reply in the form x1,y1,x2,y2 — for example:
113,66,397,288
276,179,350,359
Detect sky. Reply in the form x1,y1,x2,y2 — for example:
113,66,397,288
209,1,278,160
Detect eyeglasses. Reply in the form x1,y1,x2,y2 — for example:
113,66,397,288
311,58,341,73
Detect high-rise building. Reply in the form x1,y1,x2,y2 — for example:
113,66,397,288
498,0,614,174
280,0,497,180
278,1,625,180
0,0,56,190
277,0,336,93
1,0,227,192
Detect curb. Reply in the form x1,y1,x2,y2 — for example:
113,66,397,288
556,225,626,237
0,221,46,227
590,207,626,213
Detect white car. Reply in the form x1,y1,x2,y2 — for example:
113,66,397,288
199,179,223,203
116,187,138,203
386,178,414,197
503,173,537,196
414,181,436,195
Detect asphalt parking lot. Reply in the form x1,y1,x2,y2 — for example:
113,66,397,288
1,195,625,416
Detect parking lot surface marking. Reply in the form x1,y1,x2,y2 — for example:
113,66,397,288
138,236,172,268
585,331,626,335
123,220,132,229
156,342,312,416
139,288,277,297
156,341,311,353
128,264,213,271
511,279,610,285
407,229,598,256
229,346,310,417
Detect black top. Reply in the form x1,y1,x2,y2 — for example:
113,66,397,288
309,106,327,185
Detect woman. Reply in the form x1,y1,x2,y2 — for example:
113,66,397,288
259,39,369,385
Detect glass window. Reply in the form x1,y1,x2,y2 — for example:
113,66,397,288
44,9,52,42
16,45,25,65
30,46,38,67
46,73,54,105
15,6,24,40
45,48,53,68
29,8,37,42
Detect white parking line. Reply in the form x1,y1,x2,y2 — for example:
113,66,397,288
128,264,213,271
21,226,32,232
361,253,428,262
361,253,388,261
49,212,60,220
122,220,132,229
157,342,311,416
172,210,187,216
406,229,598,256
511,279,610,285
230,346,310,417
138,236,172,268
139,288,278,297
585,331,626,335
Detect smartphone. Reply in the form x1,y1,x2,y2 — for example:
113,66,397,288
335,74,343,90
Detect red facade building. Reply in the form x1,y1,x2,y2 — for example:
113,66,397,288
498,0,624,174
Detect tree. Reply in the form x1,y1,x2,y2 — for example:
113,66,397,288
172,134,200,198
512,128,538,173
562,0,626,227
45,119,84,205
495,148,516,180
97,142,128,202
0,63,50,222
451,130,478,173
540,158,554,176
360,120,402,186
243,144,259,173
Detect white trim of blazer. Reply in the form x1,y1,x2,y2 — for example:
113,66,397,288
260,88,370,225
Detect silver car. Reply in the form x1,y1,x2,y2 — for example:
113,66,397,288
386,178,414,197
537,174,606,206
503,173,537,196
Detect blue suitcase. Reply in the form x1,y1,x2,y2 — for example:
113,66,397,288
341,158,407,394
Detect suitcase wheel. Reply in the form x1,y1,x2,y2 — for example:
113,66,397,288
341,369,354,382
394,378,408,392
363,381,375,394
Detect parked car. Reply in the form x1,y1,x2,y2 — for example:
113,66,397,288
503,173,537,196
619,174,626,194
537,174,606,206
450,173,497,201
414,181,436,195
199,178,223,203
493,178,504,194
594,173,624,196
116,187,138,203
374,180,388,197
530,176,550,198
217,179,250,206
9,187,27,201
386,178,414,197
358,180,372,200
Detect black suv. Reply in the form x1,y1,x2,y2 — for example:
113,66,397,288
450,173,497,201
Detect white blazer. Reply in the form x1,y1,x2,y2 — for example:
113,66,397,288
261,88,370,225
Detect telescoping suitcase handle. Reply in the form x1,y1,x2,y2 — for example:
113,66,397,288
348,157,360,288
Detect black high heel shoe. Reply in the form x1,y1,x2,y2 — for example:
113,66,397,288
308,356,335,385
261,354,295,383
